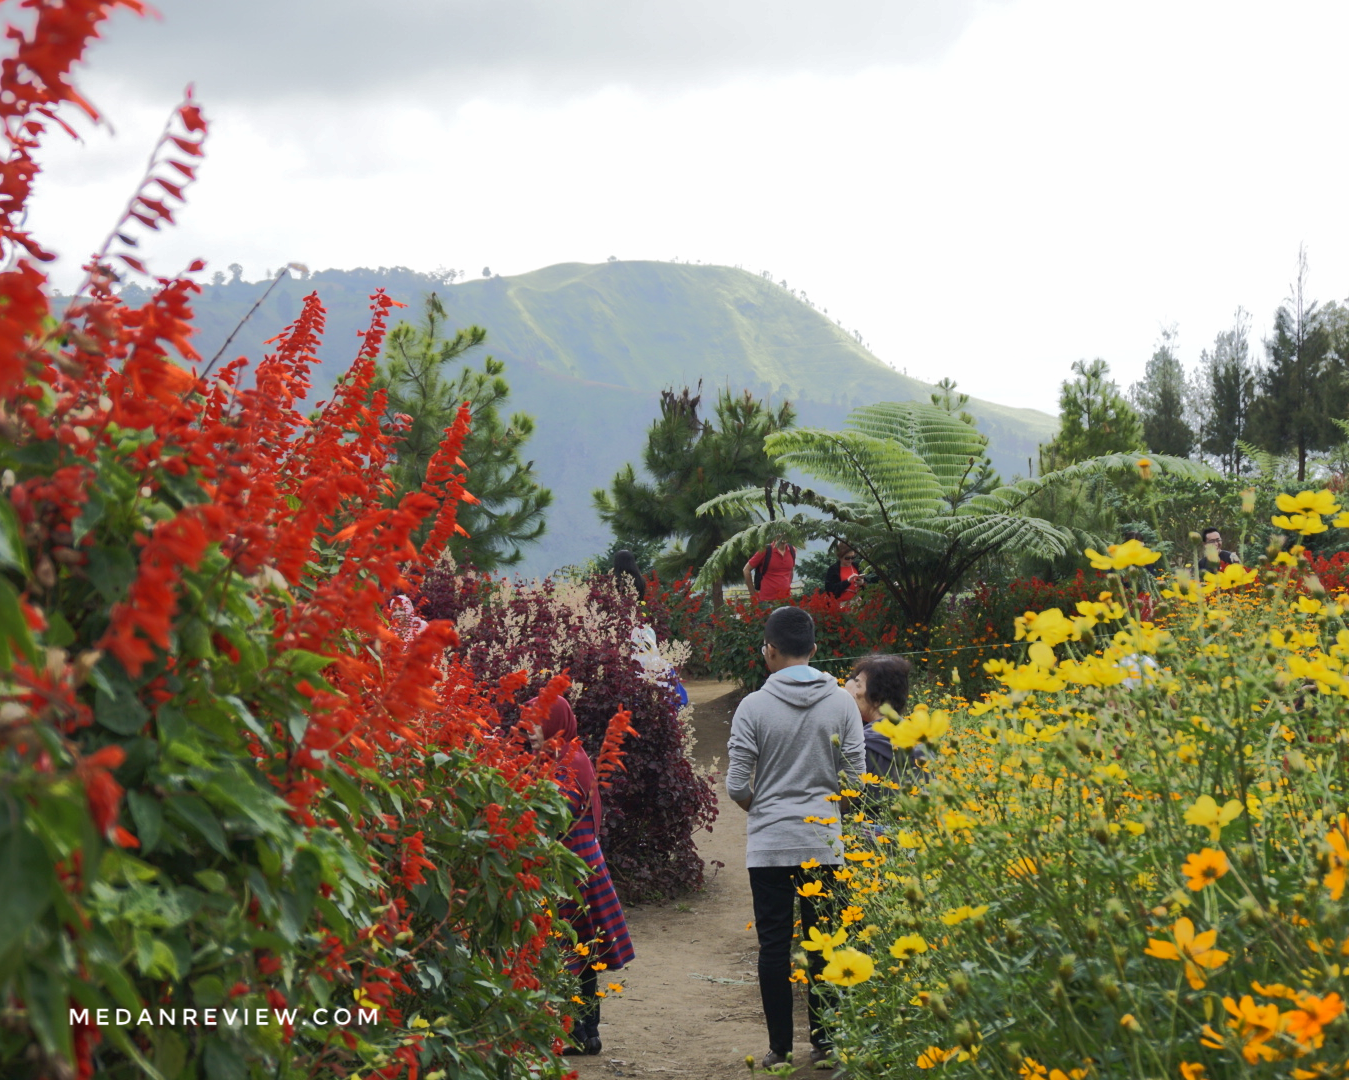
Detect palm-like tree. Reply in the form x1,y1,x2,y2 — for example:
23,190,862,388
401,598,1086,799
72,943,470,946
694,401,1213,627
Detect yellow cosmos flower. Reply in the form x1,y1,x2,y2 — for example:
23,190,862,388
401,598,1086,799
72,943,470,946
1272,512,1328,536
1007,856,1039,878
797,880,828,898
917,1047,958,1069
1015,607,1079,647
801,924,847,958
889,934,928,959
1143,917,1230,989
873,702,950,749
1086,538,1161,570
1277,489,1341,518
800,858,821,869
1294,595,1325,615
1181,848,1230,891
1204,563,1258,590
1209,995,1283,1063
1180,1063,1206,1080
1183,795,1243,841
840,905,864,925
940,904,989,926
1334,511,1349,529
818,946,875,986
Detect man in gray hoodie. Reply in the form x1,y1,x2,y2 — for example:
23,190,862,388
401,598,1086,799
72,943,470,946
726,606,866,1067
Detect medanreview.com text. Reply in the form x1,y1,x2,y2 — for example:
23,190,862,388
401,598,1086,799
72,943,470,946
70,1006,381,1029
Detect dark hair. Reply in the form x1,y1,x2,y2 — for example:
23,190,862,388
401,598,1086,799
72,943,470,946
1201,526,1221,541
613,549,646,601
832,538,857,556
764,605,814,658
1121,530,1143,543
850,654,912,715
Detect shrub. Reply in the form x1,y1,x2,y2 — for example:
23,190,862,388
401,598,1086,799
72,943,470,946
0,13,589,1077
796,521,1349,1078
687,574,1110,694
421,567,718,901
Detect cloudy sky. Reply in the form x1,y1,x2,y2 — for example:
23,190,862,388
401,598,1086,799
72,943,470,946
29,0,1349,413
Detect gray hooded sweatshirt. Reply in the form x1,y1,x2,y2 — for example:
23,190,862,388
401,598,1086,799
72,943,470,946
726,668,866,868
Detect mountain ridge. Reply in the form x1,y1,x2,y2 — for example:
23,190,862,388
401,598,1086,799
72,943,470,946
129,260,1058,574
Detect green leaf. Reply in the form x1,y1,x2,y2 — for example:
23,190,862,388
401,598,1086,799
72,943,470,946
194,869,228,893
71,487,106,544
278,648,334,676
45,609,75,648
153,1030,189,1080
192,974,225,1007
87,545,138,603
0,496,29,573
166,796,229,856
0,823,54,956
203,1037,248,1080
0,576,37,667
96,683,151,736
278,848,322,942
21,963,70,1060
126,791,163,853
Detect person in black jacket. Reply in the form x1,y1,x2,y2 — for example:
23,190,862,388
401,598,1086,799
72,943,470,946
843,654,928,790
823,540,863,602
613,549,646,601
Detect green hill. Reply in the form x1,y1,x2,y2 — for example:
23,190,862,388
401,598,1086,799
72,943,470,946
141,261,1058,575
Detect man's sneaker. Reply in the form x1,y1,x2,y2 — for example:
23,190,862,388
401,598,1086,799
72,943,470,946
811,1046,836,1069
762,1050,792,1067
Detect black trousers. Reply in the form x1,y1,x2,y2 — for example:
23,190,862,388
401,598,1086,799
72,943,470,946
748,865,838,1054
572,966,600,1042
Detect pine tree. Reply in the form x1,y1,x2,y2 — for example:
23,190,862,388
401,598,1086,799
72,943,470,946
593,385,794,606
1043,359,1145,466
1200,309,1256,476
1130,327,1194,457
374,293,552,571
1250,249,1344,482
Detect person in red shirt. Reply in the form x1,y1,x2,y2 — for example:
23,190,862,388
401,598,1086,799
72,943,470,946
743,541,796,602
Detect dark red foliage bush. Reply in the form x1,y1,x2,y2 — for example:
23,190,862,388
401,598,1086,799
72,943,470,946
420,566,718,901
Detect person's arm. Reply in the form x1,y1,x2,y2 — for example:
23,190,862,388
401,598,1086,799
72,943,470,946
840,701,866,786
823,561,844,598
742,549,763,597
726,705,757,812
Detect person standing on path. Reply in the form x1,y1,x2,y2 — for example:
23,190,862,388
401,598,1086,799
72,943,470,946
743,540,797,602
529,696,635,1056
726,606,866,1068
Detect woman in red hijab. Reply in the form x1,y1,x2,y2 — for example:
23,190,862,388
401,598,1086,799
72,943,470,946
530,696,635,1057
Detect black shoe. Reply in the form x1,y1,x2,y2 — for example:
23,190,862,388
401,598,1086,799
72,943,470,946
561,1034,602,1056
762,1050,792,1066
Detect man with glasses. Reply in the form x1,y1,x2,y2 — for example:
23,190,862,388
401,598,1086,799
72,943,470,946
1199,525,1240,573
726,606,865,1068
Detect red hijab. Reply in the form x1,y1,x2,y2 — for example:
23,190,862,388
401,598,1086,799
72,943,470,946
539,697,603,833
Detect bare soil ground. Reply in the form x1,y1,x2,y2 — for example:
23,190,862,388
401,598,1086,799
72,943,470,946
569,679,825,1080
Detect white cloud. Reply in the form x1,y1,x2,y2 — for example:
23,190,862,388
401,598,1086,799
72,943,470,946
29,0,1349,412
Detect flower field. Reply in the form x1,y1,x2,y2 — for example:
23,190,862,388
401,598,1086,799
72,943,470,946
808,506,1349,1078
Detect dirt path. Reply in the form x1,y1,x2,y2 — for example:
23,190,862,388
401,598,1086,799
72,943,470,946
570,679,820,1079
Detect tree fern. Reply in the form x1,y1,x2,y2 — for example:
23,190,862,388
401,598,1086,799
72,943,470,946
694,401,1219,627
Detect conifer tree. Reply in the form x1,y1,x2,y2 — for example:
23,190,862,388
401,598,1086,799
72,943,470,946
593,385,794,605
374,293,551,570
1130,327,1194,457
1249,249,1344,481
1200,310,1256,475
1042,359,1144,467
